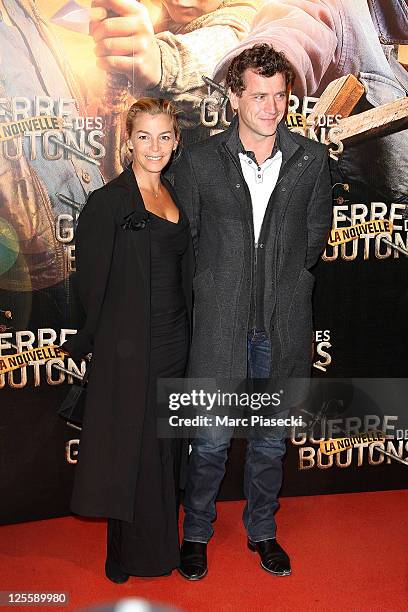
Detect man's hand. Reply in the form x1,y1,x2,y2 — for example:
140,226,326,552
90,0,161,89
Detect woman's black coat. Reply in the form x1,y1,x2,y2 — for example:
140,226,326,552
63,166,193,522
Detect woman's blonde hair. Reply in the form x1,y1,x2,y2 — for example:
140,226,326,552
125,97,181,142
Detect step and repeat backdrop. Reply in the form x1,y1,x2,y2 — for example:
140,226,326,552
0,0,407,523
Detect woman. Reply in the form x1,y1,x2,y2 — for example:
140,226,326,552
62,98,193,582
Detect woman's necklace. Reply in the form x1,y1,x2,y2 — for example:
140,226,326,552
140,183,161,199
134,171,161,199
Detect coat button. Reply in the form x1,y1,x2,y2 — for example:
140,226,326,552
298,162,302,167
236,183,240,188
281,187,286,192
304,155,309,160
82,170,91,183
259,243,264,248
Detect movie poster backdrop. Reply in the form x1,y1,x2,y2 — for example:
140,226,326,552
0,0,407,523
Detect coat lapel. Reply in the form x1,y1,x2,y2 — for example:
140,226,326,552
276,120,303,181
272,122,316,233
216,119,252,215
116,165,146,214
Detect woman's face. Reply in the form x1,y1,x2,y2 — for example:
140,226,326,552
129,112,178,174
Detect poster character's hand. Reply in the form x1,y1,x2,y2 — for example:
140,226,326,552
90,0,161,89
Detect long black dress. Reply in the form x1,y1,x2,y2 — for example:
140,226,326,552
107,206,190,576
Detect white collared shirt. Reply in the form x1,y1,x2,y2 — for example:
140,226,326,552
239,151,283,243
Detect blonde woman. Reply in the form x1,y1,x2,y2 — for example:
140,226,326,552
63,98,193,582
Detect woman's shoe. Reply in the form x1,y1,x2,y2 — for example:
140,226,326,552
105,557,129,584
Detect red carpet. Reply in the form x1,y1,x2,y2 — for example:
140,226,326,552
1,491,407,612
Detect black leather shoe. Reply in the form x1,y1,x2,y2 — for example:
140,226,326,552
248,539,291,576
105,557,129,584
178,540,208,580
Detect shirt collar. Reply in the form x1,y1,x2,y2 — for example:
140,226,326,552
230,118,281,165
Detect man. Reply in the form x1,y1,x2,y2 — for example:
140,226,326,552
213,0,408,203
211,0,408,380
89,0,261,136
172,44,332,578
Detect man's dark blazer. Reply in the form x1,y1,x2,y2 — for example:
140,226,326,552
172,117,332,379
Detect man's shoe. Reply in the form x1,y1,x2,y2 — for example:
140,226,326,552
248,538,291,576
178,540,208,580
105,557,129,584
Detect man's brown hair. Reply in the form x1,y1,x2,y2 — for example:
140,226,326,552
226,43,295,96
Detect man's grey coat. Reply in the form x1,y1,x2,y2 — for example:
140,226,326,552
172,118,332,379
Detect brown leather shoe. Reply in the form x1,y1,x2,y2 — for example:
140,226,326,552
248,538,291,576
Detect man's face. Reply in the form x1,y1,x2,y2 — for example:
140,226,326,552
229,69,288,140
162,0,222,25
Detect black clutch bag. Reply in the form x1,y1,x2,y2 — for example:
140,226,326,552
58,366,90,428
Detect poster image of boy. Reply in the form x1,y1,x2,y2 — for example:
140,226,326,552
89,0,262,139
0,0,104,328
212,0,408,203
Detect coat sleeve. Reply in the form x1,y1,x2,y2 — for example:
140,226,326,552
172,149,201,259
62,189,116,360
148,0,261,120
305,149,333,269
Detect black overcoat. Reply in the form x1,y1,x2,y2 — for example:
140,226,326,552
63,166,193,522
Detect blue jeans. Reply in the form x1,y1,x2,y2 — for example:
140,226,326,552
183,330,287,543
